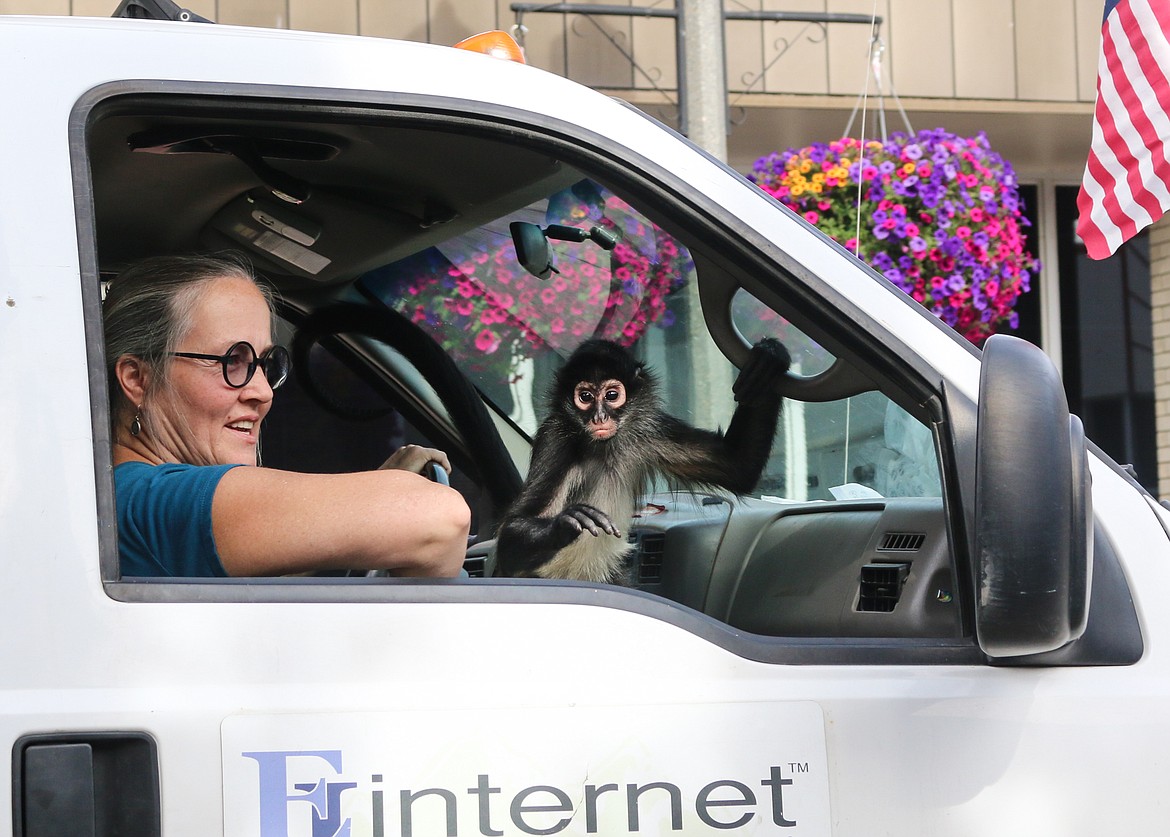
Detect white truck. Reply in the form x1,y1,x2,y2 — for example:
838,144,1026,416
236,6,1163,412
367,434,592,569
0,8,1166,837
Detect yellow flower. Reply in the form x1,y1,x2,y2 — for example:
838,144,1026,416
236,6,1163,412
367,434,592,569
799,160,812,173
812,172,825,183
902,162,916,175
790,184,806,196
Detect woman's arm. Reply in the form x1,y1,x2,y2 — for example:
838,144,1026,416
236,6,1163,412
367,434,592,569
210,464,470,577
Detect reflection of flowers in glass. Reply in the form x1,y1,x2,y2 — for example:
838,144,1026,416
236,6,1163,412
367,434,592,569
390,191,692,382
750,129,1039,345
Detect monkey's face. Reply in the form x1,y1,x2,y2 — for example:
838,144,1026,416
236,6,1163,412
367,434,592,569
574,379,626,440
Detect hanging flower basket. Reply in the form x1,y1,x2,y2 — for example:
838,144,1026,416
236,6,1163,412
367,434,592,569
749,128,1039,345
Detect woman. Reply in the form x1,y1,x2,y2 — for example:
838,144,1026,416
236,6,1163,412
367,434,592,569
104,254,470,578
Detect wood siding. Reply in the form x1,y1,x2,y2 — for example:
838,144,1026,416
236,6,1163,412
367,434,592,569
8,0,1098,106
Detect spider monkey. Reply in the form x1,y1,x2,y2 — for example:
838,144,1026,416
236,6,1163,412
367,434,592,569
495,337,791,583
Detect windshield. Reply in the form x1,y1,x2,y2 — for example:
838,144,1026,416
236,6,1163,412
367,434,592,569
358,175,941,502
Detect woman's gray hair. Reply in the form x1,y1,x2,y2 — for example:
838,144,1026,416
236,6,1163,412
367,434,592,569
103,253,274,420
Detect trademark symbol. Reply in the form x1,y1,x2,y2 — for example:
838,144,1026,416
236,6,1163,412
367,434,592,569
788,762,809,773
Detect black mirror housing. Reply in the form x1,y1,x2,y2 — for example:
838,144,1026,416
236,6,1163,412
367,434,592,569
510,221,555,279
974,334,1093,658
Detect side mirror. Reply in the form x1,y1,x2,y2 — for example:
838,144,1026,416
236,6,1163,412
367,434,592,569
974,334,1093,657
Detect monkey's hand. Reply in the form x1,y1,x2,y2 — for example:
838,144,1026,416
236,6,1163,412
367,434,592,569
733,337,791,404
547,503,622,548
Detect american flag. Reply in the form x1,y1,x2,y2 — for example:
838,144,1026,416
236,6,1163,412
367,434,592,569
1076,0,1170,260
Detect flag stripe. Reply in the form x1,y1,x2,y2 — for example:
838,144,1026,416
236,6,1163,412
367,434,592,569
1077,0,1170,259
1115,1,1170,205
1107,8,1170,214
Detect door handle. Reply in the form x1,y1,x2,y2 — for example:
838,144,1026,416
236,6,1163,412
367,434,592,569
13,733,160,837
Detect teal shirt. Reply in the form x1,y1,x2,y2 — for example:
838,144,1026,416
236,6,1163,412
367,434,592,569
114,461,240,577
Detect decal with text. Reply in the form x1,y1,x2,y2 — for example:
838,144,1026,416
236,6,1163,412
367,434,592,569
222,702,830,836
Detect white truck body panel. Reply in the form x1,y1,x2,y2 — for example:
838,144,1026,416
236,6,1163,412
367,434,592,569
0,15,1167,837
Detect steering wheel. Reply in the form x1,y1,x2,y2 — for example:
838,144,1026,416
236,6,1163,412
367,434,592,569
427,460,450,486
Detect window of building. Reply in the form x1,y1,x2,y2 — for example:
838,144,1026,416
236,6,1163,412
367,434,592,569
1055,185,1156,493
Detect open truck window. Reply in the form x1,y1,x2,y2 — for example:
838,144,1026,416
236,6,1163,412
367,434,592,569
79,84,1105,664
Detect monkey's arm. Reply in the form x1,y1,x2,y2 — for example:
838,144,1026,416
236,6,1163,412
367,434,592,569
495,431,621,577
496,503,620,577
657,337,790,494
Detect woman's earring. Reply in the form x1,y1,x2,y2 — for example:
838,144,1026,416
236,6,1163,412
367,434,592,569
130,408,142,437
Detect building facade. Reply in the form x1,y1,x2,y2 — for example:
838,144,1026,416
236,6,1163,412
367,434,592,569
10,0,1169,495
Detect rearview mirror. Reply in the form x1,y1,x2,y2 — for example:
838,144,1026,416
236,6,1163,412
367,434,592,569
510,220,620,280
510,221,555,279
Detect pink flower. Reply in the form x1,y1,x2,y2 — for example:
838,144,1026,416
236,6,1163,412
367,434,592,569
475,329,500,353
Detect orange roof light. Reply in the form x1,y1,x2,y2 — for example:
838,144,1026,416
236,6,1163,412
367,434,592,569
452,30,526,64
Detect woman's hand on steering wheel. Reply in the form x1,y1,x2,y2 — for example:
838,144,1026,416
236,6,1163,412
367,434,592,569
379,444,452,482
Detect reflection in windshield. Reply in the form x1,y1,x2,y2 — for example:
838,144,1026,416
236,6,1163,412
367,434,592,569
358,179,694,430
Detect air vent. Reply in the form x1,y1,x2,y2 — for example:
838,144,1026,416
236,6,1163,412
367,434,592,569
634,532,665,584
463,555,486,578
858,563,910,612
878,532,926,552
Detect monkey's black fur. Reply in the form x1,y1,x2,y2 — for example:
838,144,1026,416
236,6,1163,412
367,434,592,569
495,338,790,583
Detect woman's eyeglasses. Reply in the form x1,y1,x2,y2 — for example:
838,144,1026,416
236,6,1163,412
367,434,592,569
170,341,291,389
